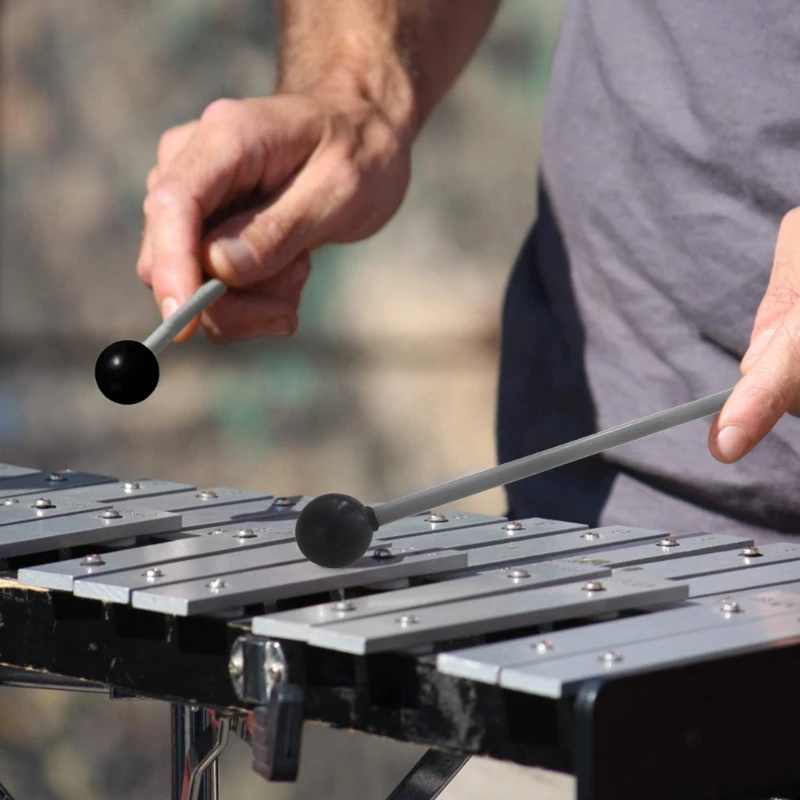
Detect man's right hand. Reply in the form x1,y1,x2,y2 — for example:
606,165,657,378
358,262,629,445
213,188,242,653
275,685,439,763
137,91,413,343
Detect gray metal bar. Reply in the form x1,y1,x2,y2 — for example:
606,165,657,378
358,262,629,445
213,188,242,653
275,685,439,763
132,549,469,616
306,574,687,655
143,279,227,355
372,389,731,525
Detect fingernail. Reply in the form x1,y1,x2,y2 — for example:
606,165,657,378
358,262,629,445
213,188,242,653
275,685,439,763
161,297,178,320
208,237,257,278
715,424,750,462
743,328,776,365
266,316,293,336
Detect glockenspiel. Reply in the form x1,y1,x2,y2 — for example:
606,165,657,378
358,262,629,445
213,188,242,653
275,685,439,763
0,461,799,800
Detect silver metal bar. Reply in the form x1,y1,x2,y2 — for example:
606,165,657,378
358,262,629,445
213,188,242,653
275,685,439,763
0,496,111,526
188,715,229,800
19,520,297,591
305,574,687,655
374,512,510,540
252,559,611,642
131,549,469,616
452,525,669,570
115,487,272,513
499,594,800,698
0,464,39,480
372,389,731,525
0,508,181,558
436,583,800,685
0,470,117,499
54,478,195,504
143,279,227,355
628,541,800,581
558,533,753,570
687,560,800,598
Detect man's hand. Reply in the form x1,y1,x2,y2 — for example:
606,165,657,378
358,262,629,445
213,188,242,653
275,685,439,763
710,207,800,462
137,92,412,342
137,0,500,344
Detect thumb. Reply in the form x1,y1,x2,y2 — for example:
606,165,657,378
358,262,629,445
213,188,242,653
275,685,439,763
202,159,355,286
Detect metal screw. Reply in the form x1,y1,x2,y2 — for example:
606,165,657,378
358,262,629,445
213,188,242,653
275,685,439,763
372,547,394,560
143,568,163,581
198,490,218,500
272,497,294,507
720,598,742,614
81,554,105,567
503,521,524,532
582,580,606,592
100,509,122,520
659,536,679,548
235,528,257,539
581,531,601,540
122,481,141,491
207,578,227,592
2,498,18,506
533,640,554,654
396,614,419,626
228,649,244,679
33,498,55,509
426,513,447,523
739,546,762,558
334,600,356,612
507,568,531,580
208,528,226,536
46,472,67,482
267,662,285,682
599,651,623,665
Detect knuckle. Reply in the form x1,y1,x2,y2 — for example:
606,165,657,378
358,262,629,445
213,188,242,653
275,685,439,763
201,97,241,125
334,161,364,203
246,214,293,261
143,180,184,216
740,380,789,420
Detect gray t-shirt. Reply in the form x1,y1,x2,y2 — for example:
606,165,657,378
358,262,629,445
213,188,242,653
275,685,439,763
497,0,800,543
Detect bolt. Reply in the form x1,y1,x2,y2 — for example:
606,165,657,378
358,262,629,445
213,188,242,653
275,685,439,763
266,662,285,682
272,497,295,507
100,509,122,519
143,568,163,581
582,580,606,592
81,554,105,567
3,498,18,506
659,536,679,548
235,528,257,539
208,528,226,536
122,481,141,491
372,547,394,560
739,546,762,558
33,498,55,509
228,650,244,679
533,639,554,654
396,614,419,626
198,490,218,500
503,521,524,532
599,651,623,665
46,472,67,482
507,568,531,580
720,598,742,614
207,578,227,592
334,600,356,612
581,531,601,540
425,513,447,523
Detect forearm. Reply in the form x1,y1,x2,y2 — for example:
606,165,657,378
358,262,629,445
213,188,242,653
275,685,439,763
277,0,500,137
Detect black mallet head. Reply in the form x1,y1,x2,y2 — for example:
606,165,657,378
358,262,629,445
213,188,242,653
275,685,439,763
95,340,160,405
294,493,378,568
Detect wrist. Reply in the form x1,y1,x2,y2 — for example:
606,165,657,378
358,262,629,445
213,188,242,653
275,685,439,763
279,59,419,143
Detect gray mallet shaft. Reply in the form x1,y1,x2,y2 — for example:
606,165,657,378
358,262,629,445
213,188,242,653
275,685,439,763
143,279,227,355
371,388,733,526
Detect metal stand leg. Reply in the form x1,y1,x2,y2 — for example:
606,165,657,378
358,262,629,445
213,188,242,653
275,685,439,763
386,750,469,800
171,704,187,800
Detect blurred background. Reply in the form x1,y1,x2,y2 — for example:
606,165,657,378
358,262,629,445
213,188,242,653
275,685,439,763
0,1,564,797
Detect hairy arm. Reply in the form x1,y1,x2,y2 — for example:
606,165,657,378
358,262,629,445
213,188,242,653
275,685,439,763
138,0,499,342
277,0,501,135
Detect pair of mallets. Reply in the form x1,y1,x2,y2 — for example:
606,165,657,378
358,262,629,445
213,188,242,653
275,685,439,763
95,281,732,568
